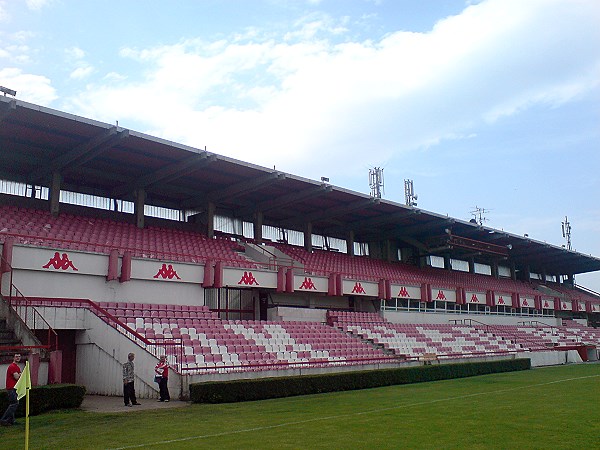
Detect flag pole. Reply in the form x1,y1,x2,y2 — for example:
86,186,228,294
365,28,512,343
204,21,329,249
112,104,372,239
25,387,30,450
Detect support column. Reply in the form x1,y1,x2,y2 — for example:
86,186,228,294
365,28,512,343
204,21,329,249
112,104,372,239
510,261,517,281
565,274,574,287
206,201,215,238
49,172,62,216
468,257,475,274
253,211,264,244
491,260,499,279
304,222,312,253
346,230,355,257
444,254,452,271
134,188,146,229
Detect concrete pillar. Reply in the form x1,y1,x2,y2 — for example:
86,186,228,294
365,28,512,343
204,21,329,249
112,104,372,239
468,257,475,274
134,188,146,229
50,172,62,216
304,222,312,252
346,230,355,257
206,201,215,238
48,350,63,384
491,260,499,278
253,211,264,244
444,254,452,271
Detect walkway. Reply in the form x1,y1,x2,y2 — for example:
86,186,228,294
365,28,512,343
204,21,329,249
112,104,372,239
80,395,189,414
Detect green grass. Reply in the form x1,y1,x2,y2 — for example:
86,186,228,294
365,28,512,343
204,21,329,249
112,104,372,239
2,363,599,449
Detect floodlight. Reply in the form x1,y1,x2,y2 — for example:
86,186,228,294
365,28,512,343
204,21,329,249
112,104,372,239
0,86,17,97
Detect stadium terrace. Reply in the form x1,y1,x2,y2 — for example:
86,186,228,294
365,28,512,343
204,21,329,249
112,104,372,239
1,95,600,397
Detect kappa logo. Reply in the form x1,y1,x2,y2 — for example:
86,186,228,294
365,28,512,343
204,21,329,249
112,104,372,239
43,252,78,271
522,299,530,307
299,277,317,290
153,264,181,280
562,303,567,310
351,282,366,294
397,287,410,298
470,294,479,303
497,297,505,305
435,290,446,300
543,301,550,308
238,271,259,286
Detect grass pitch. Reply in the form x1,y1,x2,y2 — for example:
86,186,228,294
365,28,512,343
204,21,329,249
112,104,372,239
2,363,598,449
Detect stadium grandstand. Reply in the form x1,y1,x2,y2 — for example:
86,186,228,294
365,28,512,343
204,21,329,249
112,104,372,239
1,95,600,398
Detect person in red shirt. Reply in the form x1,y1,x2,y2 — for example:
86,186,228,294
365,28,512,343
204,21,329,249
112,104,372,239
154,355,170,402
1,353,22,426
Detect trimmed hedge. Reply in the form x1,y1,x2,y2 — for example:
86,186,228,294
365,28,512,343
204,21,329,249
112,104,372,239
190,358,531,404
0,384,86,417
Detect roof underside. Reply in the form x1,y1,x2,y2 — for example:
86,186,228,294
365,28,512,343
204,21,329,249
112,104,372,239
2,96,599,276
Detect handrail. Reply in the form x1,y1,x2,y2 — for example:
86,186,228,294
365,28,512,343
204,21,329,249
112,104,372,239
0,254,58,351
11,297,184,372
465,319,558,350
180,355,399,375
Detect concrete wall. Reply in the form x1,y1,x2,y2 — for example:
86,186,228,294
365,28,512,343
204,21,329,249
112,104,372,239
525,350,583,367
33,306,181,398
10,245,206,306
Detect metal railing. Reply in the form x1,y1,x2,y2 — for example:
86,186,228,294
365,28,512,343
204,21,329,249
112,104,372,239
12,297,184,372
0,254,58,352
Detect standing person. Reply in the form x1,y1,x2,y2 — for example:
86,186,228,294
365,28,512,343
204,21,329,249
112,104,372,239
154,355,170,402
123,352,141,407
0,353,22,426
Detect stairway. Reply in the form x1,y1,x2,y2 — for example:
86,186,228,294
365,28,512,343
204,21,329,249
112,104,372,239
0,317,22,363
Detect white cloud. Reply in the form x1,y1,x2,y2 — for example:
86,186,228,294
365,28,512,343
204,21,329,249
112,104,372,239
65,46,85,60
25,0,52,11
63,0,600,179
0,1,10,22
69,66,93,80
0,67,57,104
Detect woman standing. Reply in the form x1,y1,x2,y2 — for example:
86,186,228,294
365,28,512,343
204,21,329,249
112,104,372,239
154,355,170,402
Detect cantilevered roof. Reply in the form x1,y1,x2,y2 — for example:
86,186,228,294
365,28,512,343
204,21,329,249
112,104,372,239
1,95,599,276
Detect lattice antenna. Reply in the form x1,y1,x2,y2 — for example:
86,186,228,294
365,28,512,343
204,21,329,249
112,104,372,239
404,179,418,206
470,206,490,226
369,167,384,199
561,216,572,251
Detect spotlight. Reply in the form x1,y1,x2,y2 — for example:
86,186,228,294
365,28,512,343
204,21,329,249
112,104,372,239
0,86,16,97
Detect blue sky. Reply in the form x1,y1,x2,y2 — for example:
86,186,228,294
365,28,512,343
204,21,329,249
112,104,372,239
1,0,600,290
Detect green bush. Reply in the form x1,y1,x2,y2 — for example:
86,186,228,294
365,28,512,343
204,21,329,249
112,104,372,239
190,358,531,404
0,384,86,417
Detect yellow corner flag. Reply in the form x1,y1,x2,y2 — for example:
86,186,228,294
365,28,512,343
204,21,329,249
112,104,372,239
15,361,31,400
14,361,32,450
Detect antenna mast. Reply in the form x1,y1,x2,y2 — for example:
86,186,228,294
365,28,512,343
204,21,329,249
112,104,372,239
404,179,418,206
561,216,572,250
369,167,384,199
470,206,490,226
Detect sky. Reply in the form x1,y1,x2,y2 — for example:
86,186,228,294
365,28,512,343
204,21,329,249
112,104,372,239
1,0,600,290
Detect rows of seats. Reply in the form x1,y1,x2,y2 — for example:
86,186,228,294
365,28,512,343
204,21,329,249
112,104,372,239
327,310,384,325
0,205,257,267
99,302,220,320
561,320,600,345
97,304,395,371
274,242,541,296
329,314,523,359
485,325,586,349
327,311,600,359
539,282,599,305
